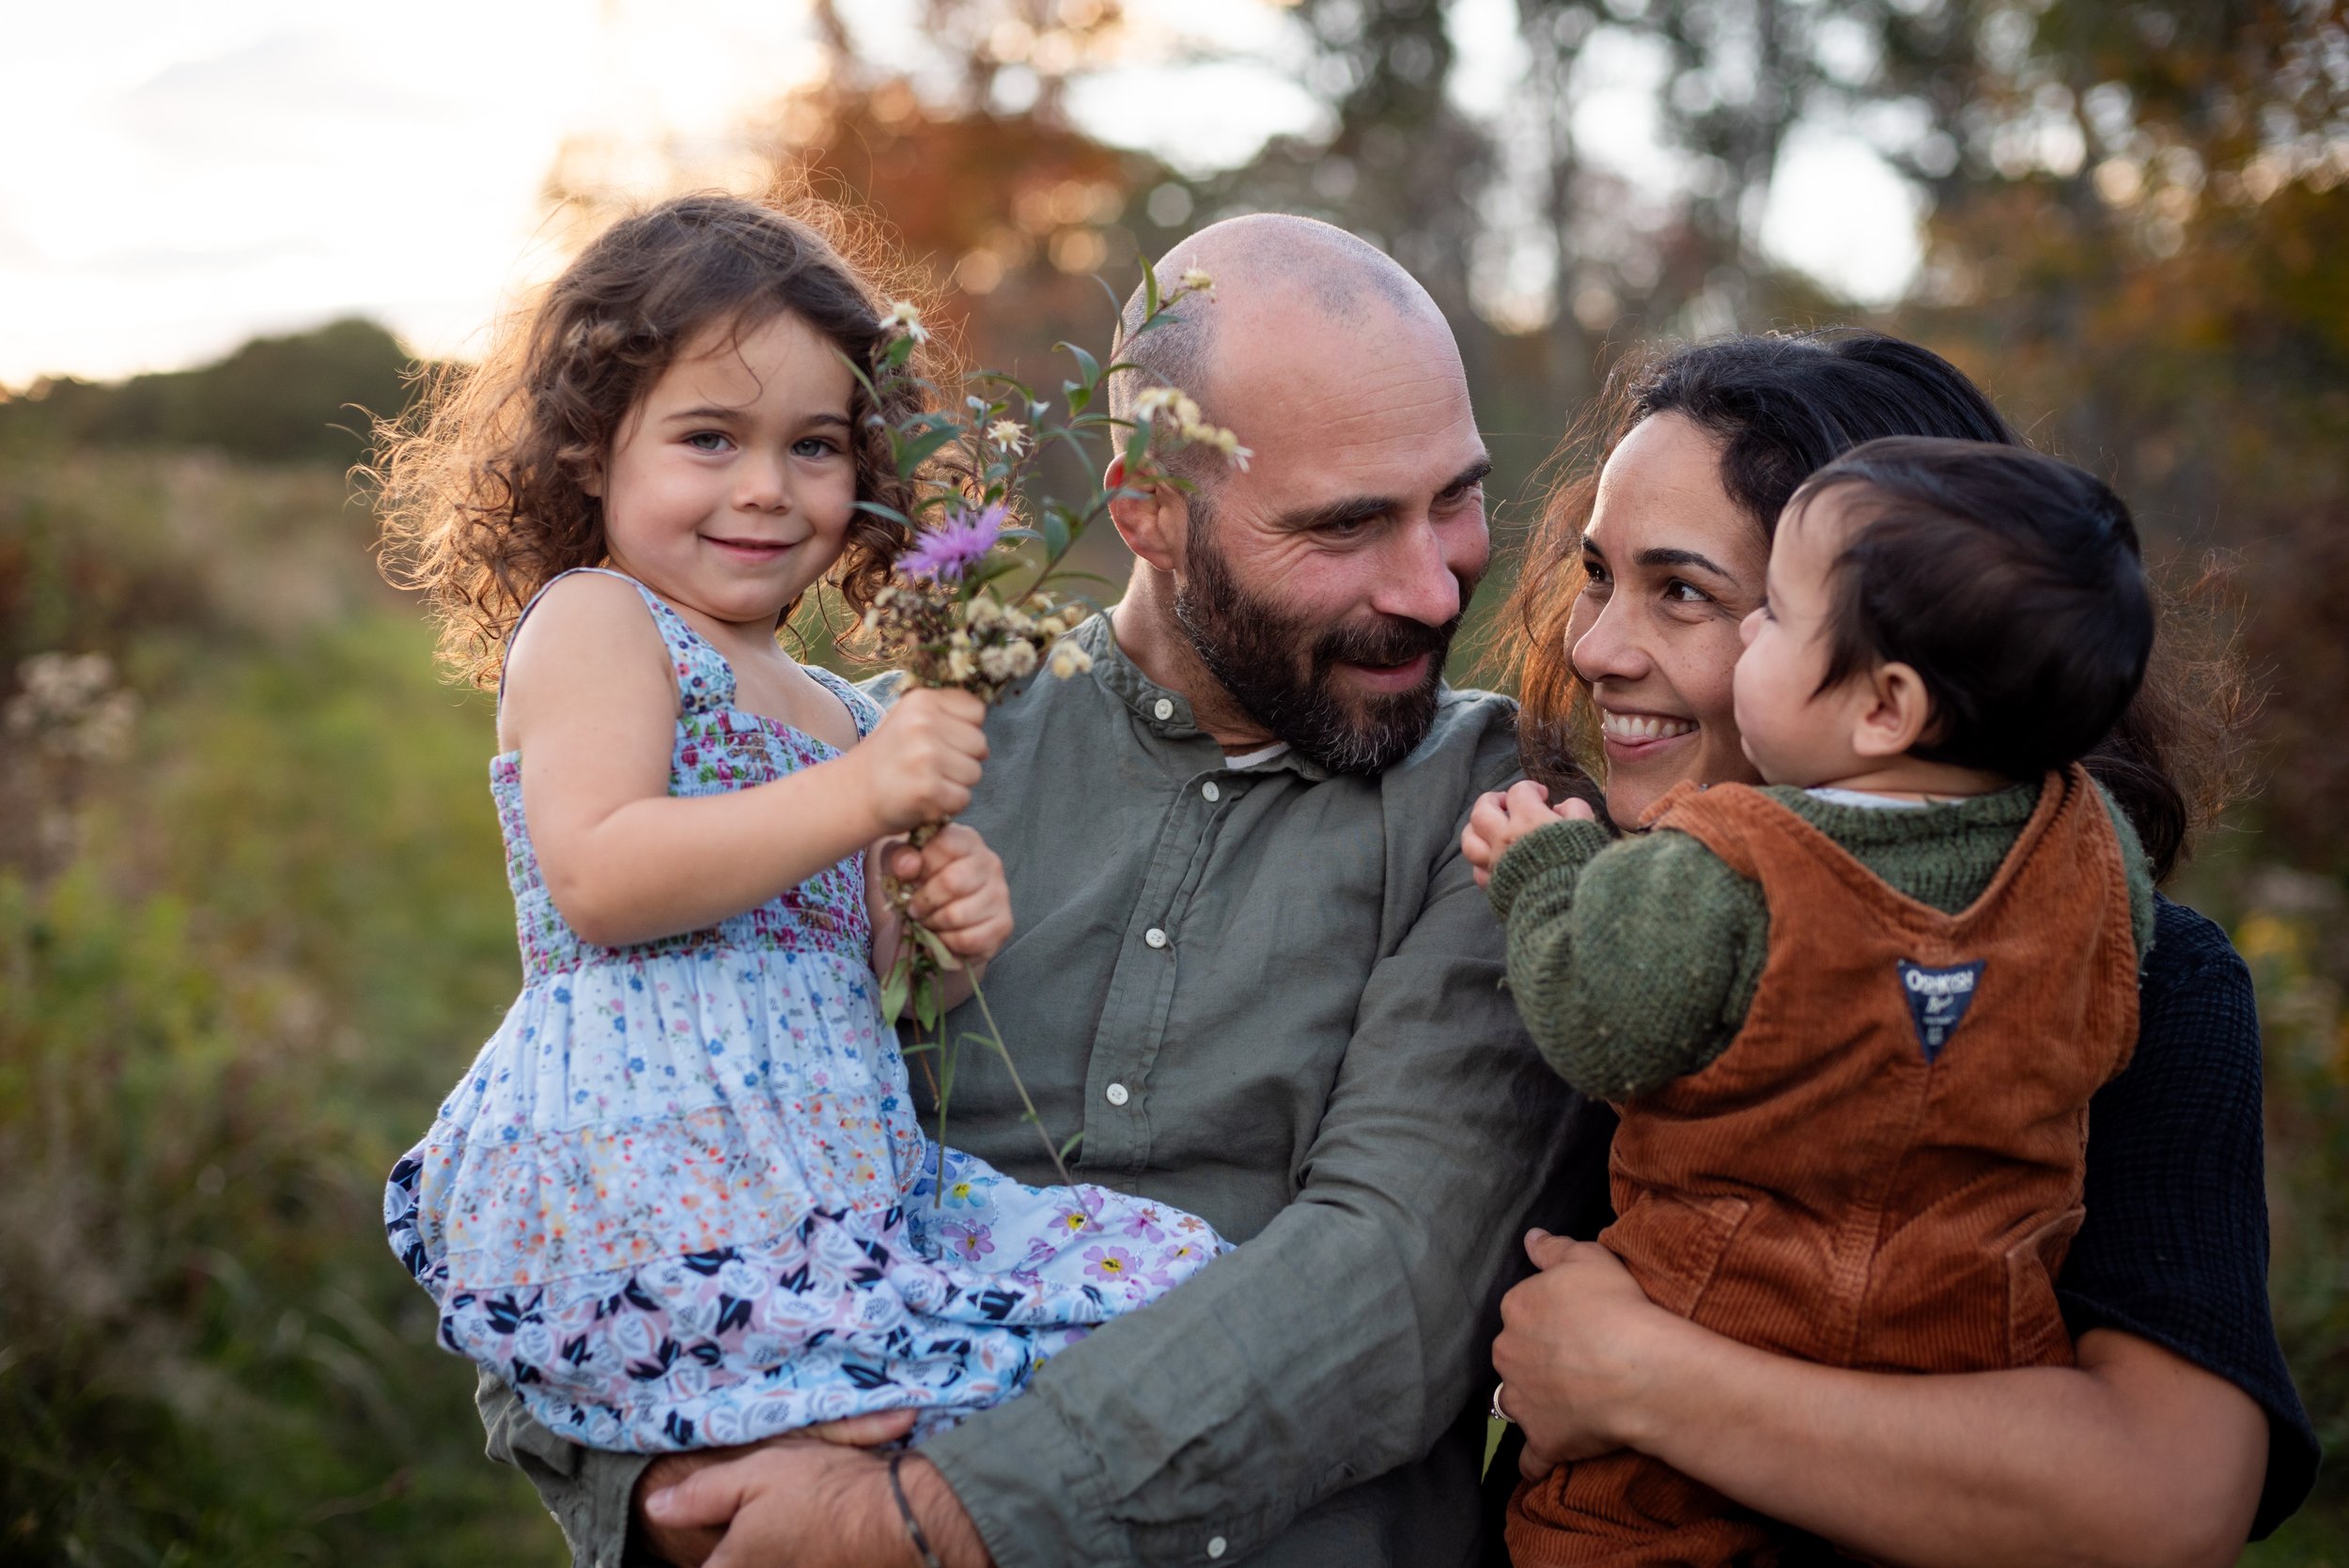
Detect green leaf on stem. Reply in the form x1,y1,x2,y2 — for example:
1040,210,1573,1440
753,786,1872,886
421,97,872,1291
1060,343,1102,390
911,922,964,972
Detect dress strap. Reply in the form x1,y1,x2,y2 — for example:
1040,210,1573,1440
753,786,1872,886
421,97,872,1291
805,663,885,739
499,567,737,717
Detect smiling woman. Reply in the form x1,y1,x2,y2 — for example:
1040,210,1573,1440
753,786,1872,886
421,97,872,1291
1488,328,2318,1563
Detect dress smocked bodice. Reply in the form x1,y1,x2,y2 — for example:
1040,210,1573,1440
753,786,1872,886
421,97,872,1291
491,586,879,982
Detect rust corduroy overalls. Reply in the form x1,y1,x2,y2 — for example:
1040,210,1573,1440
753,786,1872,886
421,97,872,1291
1507,768,2139,1567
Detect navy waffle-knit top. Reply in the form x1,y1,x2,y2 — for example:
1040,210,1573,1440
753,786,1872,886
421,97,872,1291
2059,893,2319,1537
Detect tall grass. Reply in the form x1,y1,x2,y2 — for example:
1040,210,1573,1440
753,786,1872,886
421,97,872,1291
0,444,560,1564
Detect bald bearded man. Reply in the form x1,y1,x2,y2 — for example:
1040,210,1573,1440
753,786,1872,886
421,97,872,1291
470,214,1595,1567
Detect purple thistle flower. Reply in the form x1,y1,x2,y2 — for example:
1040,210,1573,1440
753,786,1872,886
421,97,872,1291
899,503,1007,581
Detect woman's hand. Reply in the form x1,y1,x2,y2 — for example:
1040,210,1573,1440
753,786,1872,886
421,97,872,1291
851,688,990,833
882,825,1013,969
1493,1229,1683,1481
1463,783,1596,888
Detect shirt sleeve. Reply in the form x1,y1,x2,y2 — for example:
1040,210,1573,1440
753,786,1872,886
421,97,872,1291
1487,821,1768,1101
2058,896,2319,1540
474,1368,652,1568
916,799,1589,1567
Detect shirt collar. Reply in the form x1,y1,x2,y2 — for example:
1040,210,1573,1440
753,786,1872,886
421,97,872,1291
1073,612,1330,782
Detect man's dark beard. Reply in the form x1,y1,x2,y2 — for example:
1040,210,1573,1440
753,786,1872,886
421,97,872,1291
1174,517,1463,775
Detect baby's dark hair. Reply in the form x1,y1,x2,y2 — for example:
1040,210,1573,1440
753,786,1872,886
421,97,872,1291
1795,436,2155,781
376,191,935,689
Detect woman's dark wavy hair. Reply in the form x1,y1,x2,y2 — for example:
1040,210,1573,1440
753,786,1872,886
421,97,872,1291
1498,329,2250,880
374,190,937,689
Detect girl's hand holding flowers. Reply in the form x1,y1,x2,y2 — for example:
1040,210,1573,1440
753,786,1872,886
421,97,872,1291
849,686,990,833
1463,781,1597,888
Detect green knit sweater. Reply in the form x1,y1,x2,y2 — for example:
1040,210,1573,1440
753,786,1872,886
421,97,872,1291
1486,782,2155,1103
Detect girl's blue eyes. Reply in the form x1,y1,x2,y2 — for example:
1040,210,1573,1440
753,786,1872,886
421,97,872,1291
680,432,841,458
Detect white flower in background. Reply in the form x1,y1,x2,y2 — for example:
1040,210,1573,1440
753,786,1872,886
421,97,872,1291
881,301,928,343
1048,640,1095,679
1180,268,1214,292
988,420,1028,454
1132,386,1181,422
7,651,138,764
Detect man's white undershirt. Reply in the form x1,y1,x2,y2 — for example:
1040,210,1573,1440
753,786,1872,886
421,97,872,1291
1223,742,1291,771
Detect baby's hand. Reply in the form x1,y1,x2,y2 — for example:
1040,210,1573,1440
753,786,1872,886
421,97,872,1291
882,824,1013,969
855,688,989,832
1463,782,1595,888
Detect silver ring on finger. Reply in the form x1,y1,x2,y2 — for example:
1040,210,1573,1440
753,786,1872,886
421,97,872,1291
1489,1381,1511,1424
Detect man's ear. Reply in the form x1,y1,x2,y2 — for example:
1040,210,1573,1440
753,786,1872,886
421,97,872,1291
1105,455,1189,572
1851,660,1935,760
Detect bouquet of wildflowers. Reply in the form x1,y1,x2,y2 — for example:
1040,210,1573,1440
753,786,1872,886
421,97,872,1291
854,265,1244,1193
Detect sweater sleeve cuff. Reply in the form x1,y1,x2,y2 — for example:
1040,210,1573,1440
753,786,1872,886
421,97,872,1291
1488,818,1613,922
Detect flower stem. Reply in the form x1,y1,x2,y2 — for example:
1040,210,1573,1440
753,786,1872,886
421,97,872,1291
964,970,1081,1195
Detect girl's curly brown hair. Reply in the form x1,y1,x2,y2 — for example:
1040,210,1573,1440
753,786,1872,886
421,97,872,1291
374,190,941,689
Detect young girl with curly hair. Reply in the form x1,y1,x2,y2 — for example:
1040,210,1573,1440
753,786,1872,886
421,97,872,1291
376,193,1223,1454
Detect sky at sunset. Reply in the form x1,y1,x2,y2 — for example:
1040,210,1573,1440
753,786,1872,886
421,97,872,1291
0,0,1919,387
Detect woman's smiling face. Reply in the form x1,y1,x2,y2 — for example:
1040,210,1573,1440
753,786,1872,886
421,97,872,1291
1567,411,1770,823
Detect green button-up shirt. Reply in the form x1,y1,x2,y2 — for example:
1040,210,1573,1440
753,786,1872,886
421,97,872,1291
474,613,1585,1567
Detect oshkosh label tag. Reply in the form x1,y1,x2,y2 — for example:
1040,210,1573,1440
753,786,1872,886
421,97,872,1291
1898,959,1985,1063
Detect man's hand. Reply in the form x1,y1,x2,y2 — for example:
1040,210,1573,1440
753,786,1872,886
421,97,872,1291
628,1411,918,1568
643,1440,992,1568
1462,783,1594,889
886,825,1013,968
1492,1229,1682,1482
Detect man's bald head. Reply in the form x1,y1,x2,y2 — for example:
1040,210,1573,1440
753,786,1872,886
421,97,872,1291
1108,214,1449,447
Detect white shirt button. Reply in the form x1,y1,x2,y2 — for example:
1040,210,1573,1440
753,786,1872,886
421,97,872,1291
1201,780,1221,802
1153,698,1174,721
1105,1082,1130,1107
1144,927,1169,949
1207,1538,1227,1560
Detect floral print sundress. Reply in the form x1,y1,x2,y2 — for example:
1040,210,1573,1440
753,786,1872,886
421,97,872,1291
384,568,1227,1452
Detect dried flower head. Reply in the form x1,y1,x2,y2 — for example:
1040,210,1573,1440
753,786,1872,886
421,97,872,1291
1180,268,1214,292
881,300,928,342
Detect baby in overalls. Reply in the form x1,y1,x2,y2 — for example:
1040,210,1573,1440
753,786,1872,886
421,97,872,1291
1463,436,2157,1565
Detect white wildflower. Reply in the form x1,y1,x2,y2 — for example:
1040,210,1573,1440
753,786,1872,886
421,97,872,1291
1048,639,1095,679
947,646,978,683
948,629,973,652
966,594,1005,634
1132,386,1182,422
1180,268,1214,292
978,644,1014,683
1003,639,1039,678
988,419,1028,454
881,301,928,343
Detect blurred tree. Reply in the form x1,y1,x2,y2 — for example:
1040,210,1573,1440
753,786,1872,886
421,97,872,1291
0,318,418,465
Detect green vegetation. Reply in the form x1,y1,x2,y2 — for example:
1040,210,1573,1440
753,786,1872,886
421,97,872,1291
1,437,558,1563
